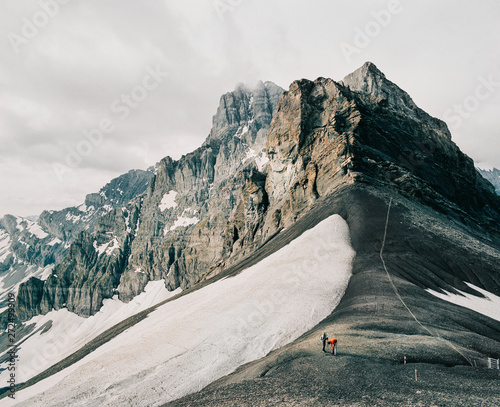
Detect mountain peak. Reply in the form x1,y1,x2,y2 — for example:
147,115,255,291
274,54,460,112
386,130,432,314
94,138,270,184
341,61,414,109
355,61,386,78
478,167,500,194
204,81,284,146
342,62,451,140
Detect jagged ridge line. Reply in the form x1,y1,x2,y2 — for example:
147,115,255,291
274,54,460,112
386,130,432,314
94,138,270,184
379,198,473,367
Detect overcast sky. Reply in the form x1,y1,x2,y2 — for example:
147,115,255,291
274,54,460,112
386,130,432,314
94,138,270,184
1,0,499,217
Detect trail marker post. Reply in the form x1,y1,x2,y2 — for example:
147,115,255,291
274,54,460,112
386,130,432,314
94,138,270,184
488,358,499,370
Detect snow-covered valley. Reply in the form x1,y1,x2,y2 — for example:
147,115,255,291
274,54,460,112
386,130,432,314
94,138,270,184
9,214,355,406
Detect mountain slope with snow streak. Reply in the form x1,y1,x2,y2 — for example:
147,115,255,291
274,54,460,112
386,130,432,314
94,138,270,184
12,214,355,407
427,283,500,323
0,281,181,384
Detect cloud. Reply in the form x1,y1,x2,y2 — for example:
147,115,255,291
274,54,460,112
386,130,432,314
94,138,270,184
1,0,499,216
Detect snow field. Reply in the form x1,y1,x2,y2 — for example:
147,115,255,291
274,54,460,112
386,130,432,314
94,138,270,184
245,148,269,171
0,281,180,384
165,215,200,233
427,282,500,322
13,215,355,407
26,222,48,239
93,236,120,256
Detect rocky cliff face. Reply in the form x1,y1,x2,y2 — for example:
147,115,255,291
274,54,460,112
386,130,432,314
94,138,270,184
12,63,500,320
14,81,285,318
0,169,152,317
0,215,66,313
121,81,284,299
38,169,153,241
478,168,500,194
341,63,499,230
265,63,500,236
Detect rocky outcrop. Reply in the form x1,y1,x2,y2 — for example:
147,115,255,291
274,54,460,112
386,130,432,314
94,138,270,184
19,205,138,317
205,81,284,148
0,214,67,312
3,169,152,318
122,81,284,297
0,215,63,268
38,169,153,241
479,168,500,194
264,63,500,235
15,277,44,321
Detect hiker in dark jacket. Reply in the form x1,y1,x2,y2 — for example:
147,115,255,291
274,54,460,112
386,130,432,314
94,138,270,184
320,332,328,352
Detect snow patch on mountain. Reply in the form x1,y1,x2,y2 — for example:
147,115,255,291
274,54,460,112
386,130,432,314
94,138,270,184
165,216,200,234
27,222,48,239
65,212,81,224
245,148,269,171
93,237,120,257
47,237,62,246
77,203,87,212
0,230,11,262
15,215,355,407
427,283,500,322
159,191,178,212
164,208,200,234
123,208,132,233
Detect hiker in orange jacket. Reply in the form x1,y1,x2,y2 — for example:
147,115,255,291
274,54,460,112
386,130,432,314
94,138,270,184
328,338,338,355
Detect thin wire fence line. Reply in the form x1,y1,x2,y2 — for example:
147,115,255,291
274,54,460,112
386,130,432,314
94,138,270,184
379,198,473,367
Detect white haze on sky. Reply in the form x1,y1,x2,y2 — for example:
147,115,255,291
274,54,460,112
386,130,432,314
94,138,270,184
1,0,499,216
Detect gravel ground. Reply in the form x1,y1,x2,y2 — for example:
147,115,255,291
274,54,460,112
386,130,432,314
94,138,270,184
168,354,500,406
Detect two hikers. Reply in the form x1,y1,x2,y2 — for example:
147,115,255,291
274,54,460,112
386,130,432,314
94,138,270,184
320,332,338,355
